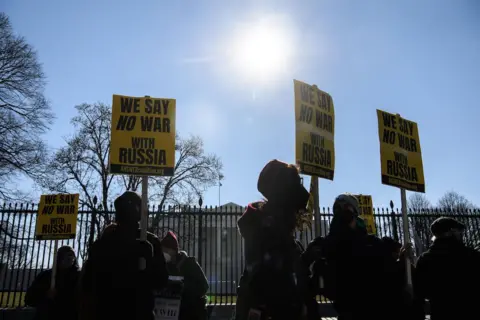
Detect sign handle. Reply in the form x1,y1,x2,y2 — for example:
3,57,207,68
140,176,148,242
50,239,58,289
139,175,149,271
401,188,412,286
313,177,320,230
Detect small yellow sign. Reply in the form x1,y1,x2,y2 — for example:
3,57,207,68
109,94,176,176
353,194,377,235
377,109,425,192
35,194,79,240
294,80,335,180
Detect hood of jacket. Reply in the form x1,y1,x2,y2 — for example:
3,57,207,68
237,202,265,240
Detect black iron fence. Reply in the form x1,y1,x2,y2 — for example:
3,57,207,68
0,203,479,307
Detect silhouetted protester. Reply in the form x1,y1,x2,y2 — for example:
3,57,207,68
235,159,311,320
25,246,80,320
322,194,398,320
79,191,168,320
160,231,209,320
414,217,480,320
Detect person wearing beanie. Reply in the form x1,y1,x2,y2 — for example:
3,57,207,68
79,191,168,320
160,231,209,320
414,217,480,320
25,246,80,320
322,193,408,320
236,160,314,320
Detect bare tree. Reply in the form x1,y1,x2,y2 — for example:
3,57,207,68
120,175,142,192
40,103,223,243
438,191,474,212
39,103,114,222
0,220,33,269
150,135,223,229
407,193,434,255
409,193,432,213
0,13,52,200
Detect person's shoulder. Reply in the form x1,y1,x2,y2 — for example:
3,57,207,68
416,250,433,265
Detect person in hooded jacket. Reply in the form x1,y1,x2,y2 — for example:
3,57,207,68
25,246,80,320
235,159,312,320
79,191,169,320
160,231,209,320
322,194,400,320
413,217,480,320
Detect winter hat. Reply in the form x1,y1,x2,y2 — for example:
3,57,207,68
257,159,309,210
57,245,75,257
430,217,465,236
161,231,179,252
114,191,142,223
333,193,360,222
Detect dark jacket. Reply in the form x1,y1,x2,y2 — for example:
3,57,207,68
25,267,80,320
166,251,209,320
235,202,308,320
323,220,397,320
414,237,480,320
79,225,168,320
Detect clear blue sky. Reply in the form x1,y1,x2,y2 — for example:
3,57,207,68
3,0,479,209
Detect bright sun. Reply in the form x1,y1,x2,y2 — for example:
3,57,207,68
230,19,292,82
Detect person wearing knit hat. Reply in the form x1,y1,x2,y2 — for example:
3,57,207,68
160,231,179,262
160,231,209,320
25,246,80,320
78,190,169,320
114,191,142,226
323,193,403,320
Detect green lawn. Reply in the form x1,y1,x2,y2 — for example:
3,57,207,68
0,292,240,308
0,292,329,308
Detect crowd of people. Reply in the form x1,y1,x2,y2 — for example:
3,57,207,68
25,191,209,320
234,159,480,320
24,159,480,320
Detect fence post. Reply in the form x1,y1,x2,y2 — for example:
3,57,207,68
390,200,399,242
198,197,203,266
88,196,98,253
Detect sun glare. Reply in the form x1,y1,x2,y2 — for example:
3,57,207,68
230,19,293,82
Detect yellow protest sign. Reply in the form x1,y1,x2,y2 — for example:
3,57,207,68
376,110,425,192
35,194,79,240
354,194,377,235
294,80,335,180
109,94,176,176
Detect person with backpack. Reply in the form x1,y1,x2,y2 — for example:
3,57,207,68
235,159,312,320
160,231,209,320
79,191,169,320
25,246,80,320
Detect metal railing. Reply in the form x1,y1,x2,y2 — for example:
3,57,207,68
0,203,479,307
